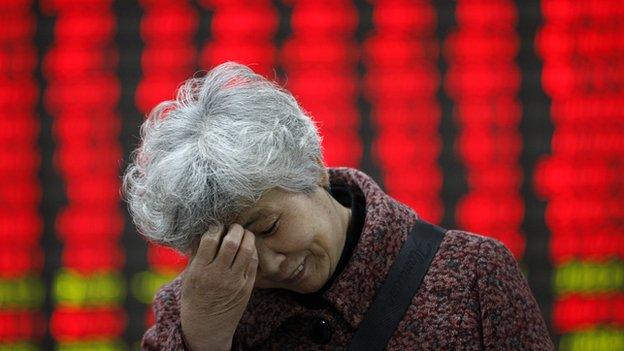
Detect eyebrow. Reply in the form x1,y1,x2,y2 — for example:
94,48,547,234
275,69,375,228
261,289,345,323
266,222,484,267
243,210,266,228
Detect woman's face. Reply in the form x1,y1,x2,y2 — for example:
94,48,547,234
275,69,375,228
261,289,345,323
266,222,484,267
234,186,351,294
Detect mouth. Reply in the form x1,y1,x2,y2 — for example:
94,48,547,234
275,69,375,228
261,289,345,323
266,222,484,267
283,256,307,283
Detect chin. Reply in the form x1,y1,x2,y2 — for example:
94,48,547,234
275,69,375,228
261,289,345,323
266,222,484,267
292,275,325,294
255,278,319,293
292,284,318,294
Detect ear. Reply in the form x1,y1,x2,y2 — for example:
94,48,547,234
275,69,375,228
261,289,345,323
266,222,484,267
314,156,330,188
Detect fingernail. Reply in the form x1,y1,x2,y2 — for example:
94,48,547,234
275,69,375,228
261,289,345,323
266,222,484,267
207,223,222,235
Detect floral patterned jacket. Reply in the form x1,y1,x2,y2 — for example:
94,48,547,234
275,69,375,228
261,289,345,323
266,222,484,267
141,167,554,350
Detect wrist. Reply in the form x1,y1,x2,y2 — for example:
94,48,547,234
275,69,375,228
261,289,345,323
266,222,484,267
181,327,232,351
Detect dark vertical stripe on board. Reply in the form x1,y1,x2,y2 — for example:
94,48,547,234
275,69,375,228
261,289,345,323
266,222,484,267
354,0,384,187
35,1,61,349
272,0,291,85
114,1,148,346
435,1,466,230
516,0,557,347
195,1,212,72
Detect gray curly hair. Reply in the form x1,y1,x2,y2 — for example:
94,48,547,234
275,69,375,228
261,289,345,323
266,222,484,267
122,62,328,253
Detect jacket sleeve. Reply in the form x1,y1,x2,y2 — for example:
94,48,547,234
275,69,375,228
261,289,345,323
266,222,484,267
476,238,555,351
140,276,245,351
140,278,190,351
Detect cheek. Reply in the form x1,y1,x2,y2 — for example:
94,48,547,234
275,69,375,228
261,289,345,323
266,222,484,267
278,223,316,251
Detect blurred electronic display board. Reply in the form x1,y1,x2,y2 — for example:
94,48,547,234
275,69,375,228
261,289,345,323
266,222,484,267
0,0,622,350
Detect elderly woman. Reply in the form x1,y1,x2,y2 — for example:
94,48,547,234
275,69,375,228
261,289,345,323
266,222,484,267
123,62,554,350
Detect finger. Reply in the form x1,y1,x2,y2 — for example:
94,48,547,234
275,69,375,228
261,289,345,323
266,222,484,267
214,223,245,269
192,223,225,266
244,247,259,283
232,229,256,274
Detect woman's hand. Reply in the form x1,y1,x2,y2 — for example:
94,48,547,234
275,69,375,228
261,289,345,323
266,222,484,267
180,223,258,351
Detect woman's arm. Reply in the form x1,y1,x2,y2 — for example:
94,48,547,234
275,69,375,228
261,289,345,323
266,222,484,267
141,223,258,350
140,278,191,350
476,238,555,350
140,278,242,351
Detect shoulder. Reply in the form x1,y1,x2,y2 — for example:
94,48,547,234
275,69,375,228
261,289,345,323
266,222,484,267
431,229,518,282
436,229,506,260
437,229,532,301
419,229,504,295
441,229,513,260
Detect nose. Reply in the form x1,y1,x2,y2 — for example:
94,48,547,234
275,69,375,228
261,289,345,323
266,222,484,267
256,241,286,278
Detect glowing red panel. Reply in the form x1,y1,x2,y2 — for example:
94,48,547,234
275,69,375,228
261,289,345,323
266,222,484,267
281,40,359,70
0,177,41,208
64,177,121,204
43,47,118,79
199,0,272,8
453,98,521,126
200,42,276,77
537,1,624,334
56,206,124,243
283,0,360,168
374,131,440,166
289,2,357,38
535,157,623,199
364,67,439,101
0,247,43,278
144,307,155,329
0,114,39,144
199,0,277,78
0,79,38,108
372,1,436,34
0,45,37,75
455,0,517,28
44,76,121,114
363,37,438,65
0,1,43,345
63,243,125,274
0,210,42,247
147,245,188,274
140,6,197,43
0,12,35,42
457,127,522,167
41,0,113,13
136,76,185,114
141,45,196,74
446,63,521,100
54,144,122,178
53,13,115,46
50,307,126,341
0,311,45,341
550,231,624,263
553,294,624,333
0,146,39,177
44,0,126,345
319,135,362,167
371,104,441,129
445,31,519,62
284,73,358,102
210,5,277,39
294,103,358,128
446,0,524,256
383,166,443,198
364,0,442,223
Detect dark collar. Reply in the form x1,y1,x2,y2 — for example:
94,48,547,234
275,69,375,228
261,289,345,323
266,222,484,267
234,167,420,348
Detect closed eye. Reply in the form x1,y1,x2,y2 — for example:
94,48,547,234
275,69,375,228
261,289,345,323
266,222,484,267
261,219,279,236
